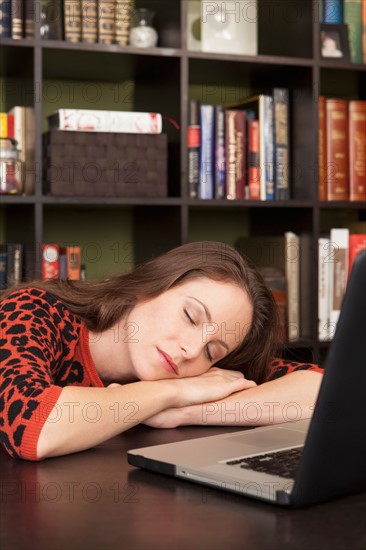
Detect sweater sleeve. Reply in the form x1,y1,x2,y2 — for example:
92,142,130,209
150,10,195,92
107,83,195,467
266,358,324,381
0,289,75,460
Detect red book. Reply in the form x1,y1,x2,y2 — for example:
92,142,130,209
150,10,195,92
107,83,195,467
326,98,349,201
318,96,327,200
42,244,60,280
248,119,260,200
7,114,14,139
349,234,366,276
349,100,366,202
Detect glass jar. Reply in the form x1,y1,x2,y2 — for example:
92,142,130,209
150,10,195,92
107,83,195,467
0,138,23,195
129,8,158,48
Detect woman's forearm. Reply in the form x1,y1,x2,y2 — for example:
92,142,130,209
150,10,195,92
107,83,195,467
173,371,323,427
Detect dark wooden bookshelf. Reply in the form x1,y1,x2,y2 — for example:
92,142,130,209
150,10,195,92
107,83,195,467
1,0,365,363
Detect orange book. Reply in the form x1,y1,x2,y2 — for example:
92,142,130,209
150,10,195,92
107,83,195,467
326,99,349,201
318,96,327,200
349,100,366,202
248,119,260,200
349,233,366,276
66,246,81,280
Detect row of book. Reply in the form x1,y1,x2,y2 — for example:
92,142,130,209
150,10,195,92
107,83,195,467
318,98,366,202
0,243,85,289
235,226,366,343
187,88,290,201
321,0,366,64
318,228,366,341
0,0,132,45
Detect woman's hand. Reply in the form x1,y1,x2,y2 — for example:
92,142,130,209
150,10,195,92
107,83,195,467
171,367,256,408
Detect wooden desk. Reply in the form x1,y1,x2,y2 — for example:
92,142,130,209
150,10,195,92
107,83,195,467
1,425,365,550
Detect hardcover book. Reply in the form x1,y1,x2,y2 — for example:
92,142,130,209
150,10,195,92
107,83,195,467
325,98,349,201
66,246,81,280
214,105,226,199
199,104,215,199
24,0,34,38
115,0,131,46
273,88,290,200
318,237,331,341
11,0,23,39
248,119,260,200
285,231,300,342
318,96,327,200
98,0,116,45
344,0,363,64
329,228,349,331
81,0,98,43
225,109,246,200
349,100,366,201
349,233,366,275
0,0,11,37
48,109,163,133
187,99,200,199
64,0,82,43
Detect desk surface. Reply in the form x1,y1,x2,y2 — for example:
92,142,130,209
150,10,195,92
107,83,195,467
1,425,365,550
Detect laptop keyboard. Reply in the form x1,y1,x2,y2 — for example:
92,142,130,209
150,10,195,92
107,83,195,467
225,446,303,479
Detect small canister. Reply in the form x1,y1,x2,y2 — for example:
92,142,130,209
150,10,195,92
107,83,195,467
0,138,23,194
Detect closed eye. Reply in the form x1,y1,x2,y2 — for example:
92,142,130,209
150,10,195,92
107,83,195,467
184,308,196,326
205,346,214,363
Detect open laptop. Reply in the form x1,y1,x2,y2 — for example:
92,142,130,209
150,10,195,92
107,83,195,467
128,250,366,507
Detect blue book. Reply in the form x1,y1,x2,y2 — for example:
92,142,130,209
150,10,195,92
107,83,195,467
0,0,11,37
264,96,275,201
323,0,343,23
199,105,215,199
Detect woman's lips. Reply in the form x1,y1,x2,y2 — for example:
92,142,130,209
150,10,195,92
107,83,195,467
157,348,179,375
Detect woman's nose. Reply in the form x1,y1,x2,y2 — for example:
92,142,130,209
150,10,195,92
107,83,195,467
180,335,203,360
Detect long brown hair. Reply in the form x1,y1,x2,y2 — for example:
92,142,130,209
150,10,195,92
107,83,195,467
2,241,280,384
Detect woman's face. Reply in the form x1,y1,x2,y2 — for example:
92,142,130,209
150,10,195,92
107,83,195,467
122,277,253,381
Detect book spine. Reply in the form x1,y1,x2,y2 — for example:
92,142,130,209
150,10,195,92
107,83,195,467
0,112,7,137
344,0,363,64
66,246,81,280
0,247,7,290
349,100,366,201
199,105,214,199
64,0,81,43
51,109,162,133
115,0,131,46
329,228,349,332
285,232,300,341
258,96,267,201
0,0,11,37
318,96,327,200
42,244,60,279
300,234,312,340
225,110,236,200
214,105,226,199
348,233,366,275
318,237,331,341
187,99,200,199
81,0,98,43
326,98,350,201
59,250,68,280
7,243,23,286
24,0,34,38
248,119,260,200
264,96,274,200
7,113,14,139
323,0,343,22
98,0,116,45
11,0,24,39
273,88,290,201
233,110,246,200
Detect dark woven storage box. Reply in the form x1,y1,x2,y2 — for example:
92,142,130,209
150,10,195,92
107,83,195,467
43,131,168,197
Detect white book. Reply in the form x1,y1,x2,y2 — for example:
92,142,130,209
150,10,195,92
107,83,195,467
329,228,349,336
285,231,300,341
201,0,258,56
48,109,163,134
318,237,331,341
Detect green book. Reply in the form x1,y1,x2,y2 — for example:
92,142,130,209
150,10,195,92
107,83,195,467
344,0,363,64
